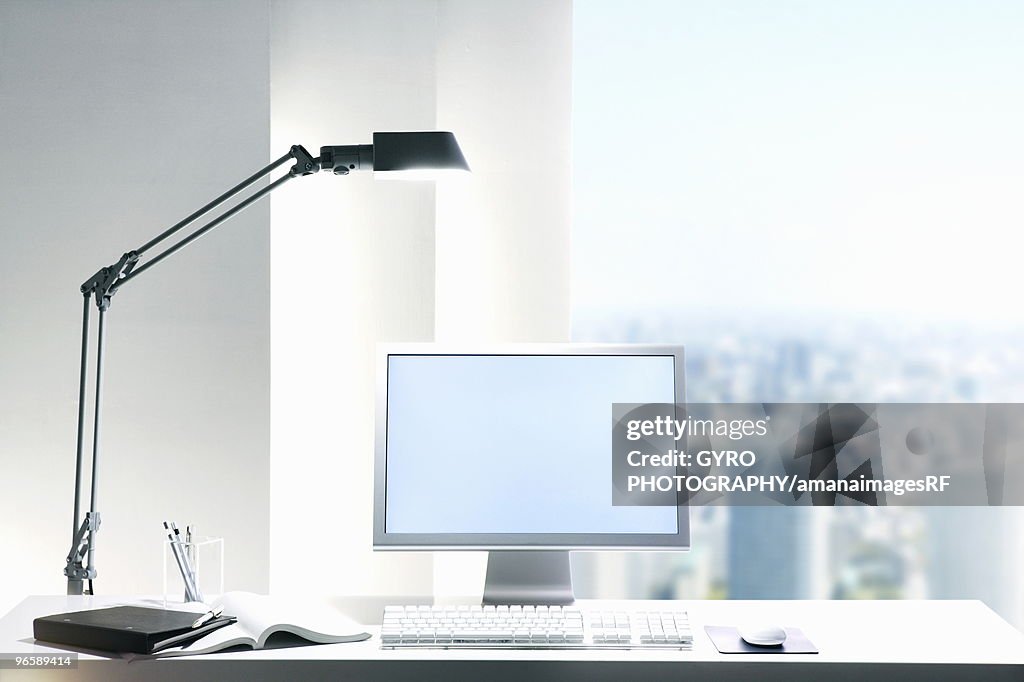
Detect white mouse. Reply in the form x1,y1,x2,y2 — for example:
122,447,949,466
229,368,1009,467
738,624,787,647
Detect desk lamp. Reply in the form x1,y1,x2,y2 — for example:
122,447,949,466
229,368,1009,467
64,132,469,595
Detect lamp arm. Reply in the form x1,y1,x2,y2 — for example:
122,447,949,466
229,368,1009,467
78,145,318,310
65,144,320,595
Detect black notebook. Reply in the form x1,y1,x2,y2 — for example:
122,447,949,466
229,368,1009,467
34,606,234,655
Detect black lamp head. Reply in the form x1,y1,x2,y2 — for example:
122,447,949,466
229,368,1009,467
319,131,470,177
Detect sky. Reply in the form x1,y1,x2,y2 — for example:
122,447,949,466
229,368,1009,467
572,0,1024,325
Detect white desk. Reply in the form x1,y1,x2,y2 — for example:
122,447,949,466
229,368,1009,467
1,596,1021,681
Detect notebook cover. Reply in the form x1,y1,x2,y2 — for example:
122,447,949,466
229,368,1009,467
704,625,819,654
33,606,202,654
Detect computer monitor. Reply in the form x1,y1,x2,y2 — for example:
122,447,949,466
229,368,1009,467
373,344,688,604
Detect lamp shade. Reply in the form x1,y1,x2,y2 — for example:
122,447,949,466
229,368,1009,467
318,131,469,177
372,131,469,173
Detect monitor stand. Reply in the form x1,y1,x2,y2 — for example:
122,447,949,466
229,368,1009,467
482,551,575,605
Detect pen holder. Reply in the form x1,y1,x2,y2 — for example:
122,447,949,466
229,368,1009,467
162,536,224,606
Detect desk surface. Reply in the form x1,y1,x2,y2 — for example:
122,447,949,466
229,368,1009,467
1,596,1022,681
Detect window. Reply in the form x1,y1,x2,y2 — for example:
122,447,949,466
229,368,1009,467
571,0,1024,626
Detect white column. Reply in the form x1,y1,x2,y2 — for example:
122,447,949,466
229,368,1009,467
432,0,574,598
269,0,439,597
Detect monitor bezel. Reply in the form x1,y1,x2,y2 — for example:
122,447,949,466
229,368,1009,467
373,343,689,551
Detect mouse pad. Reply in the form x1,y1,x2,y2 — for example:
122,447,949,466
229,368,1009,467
705,626,818,654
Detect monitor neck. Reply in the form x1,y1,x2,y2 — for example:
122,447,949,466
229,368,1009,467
482,551,575,605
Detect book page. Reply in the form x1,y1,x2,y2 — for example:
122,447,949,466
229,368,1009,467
213,592,368,648
153,620,257,658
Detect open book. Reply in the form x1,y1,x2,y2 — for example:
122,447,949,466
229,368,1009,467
152,592,370,657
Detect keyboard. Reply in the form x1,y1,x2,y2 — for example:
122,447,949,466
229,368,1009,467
380,604,692,649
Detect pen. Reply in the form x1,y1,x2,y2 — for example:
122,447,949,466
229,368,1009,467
163,520,195,602
171,522,203,602
186,525,195,580
164,521,199,602
191,605,224,629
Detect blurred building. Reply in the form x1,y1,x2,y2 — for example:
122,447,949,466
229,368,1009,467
727,507,814,599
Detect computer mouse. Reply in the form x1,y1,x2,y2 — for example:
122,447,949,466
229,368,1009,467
738,624,787,647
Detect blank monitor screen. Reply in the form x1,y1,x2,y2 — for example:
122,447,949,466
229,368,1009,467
377,348,684,545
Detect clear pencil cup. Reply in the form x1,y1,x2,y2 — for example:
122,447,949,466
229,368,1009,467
162,536,224,606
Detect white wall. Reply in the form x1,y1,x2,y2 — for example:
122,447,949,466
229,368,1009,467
268,0,438,597
435,0,573,343
268,0,573,598
0,0,271,613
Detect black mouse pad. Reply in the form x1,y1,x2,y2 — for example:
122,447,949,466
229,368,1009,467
705,626,818,654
